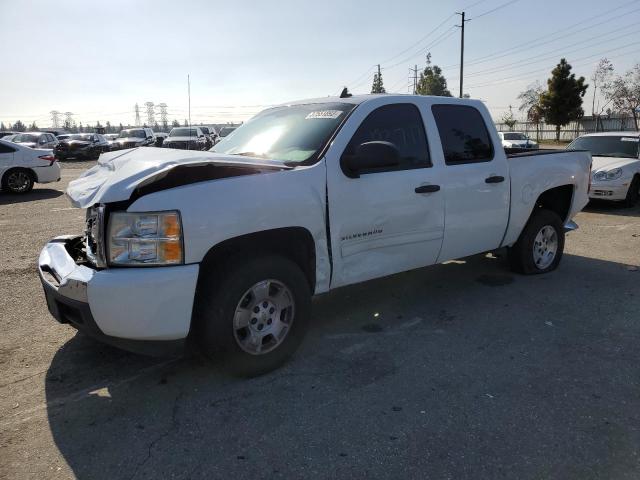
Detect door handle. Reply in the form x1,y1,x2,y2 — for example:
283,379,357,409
415,184,440,194
485,175,505,184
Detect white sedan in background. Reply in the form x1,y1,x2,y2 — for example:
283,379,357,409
498,131,539,150
0,139,61,194
567,132,640,207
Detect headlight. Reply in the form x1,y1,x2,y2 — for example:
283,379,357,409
594,168,623,181
107,211,183,266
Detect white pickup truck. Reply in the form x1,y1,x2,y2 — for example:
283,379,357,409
38,94,591,376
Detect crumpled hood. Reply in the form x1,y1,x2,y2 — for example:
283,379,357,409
591,155,640,172
66,147,288,208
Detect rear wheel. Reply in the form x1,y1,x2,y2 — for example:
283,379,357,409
623,175,640,208
508,209,565,274
1,168,34,194
193,255,311,377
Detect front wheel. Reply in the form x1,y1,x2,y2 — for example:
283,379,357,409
508,209,565,274
193,255,311,377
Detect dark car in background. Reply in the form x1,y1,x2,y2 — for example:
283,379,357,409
12,132,59,149
0,131,17,139
198,126,214,149
163,127,208,150
214,125,237,145
113,127,156,150
54,133,110,160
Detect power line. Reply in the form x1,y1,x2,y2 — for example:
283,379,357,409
443,0,640,70
465,44,640,89
468,0,521,20
380,14,455,66
383,25,458,71
460,26,639,80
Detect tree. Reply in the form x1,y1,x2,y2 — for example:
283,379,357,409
540,58,588,142
172,119,180,128
501,106,518,131
416,53,452,97
118,123,124,132
591,58,614,116
13,120,26,132
183,119,189,127
0,122,5,131
602,63,640,130
371,70,386,94
105,121,112,133
78,122,84,133
517,81,545,140
28,122,39,131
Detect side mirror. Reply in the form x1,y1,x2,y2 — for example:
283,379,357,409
341,141,400,178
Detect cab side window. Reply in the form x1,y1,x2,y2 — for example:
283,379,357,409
344,103,431,172
432,104,494,165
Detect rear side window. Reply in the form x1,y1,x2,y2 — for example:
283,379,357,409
344,103,431,171
0,143,16,153
432,104,493,165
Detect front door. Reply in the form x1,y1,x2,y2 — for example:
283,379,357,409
326,100,445,288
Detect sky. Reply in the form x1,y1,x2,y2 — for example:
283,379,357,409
1,0,639,128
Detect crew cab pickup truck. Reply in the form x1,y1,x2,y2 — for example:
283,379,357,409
38,95,591,376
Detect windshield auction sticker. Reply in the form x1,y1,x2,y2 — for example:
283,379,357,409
621,137,639,142
306,110,343,120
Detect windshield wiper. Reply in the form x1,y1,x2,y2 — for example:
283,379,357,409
230,151,269,159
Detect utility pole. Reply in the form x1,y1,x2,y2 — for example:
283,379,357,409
456,11,469,98
413,64,418,94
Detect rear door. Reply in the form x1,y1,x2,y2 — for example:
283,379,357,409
430,103,510,261
326,99,445,288
0,142,16,179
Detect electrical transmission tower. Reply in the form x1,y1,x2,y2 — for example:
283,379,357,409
50,110,61,128
144,102,155,126
134,103,141,126
157,103,168,129
64,112,74,129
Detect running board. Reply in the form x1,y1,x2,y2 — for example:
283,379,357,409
564,220,579,233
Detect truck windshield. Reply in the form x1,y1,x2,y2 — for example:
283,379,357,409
211,102,355,164
170,128,199,136
567,136,639,159
119,129,146,138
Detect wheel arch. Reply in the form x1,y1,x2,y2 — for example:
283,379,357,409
198,227,317,293
532,184,574,223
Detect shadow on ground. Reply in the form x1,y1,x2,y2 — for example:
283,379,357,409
584,199,640,217
0,188,63,205
44,252,640,479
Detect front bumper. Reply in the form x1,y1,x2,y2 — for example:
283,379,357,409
38,236,199,356
589,181,630,201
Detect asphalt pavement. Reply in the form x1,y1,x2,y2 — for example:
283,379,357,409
1,160,639,479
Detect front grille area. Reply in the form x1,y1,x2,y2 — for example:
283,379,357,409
165,141,188,149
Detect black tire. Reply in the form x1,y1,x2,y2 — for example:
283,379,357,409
1,168,34,194
623,175,640,208
193,254,311,377
508,209,565,275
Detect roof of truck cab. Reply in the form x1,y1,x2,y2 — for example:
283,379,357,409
278,94,482,107
580,131,640,137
